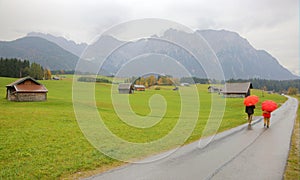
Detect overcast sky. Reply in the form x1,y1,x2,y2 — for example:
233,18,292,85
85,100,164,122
0,0,298,75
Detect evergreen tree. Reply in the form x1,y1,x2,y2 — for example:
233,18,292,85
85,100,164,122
29,62,44,80
0,58,32,78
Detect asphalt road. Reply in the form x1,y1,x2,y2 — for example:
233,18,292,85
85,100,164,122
87,96,298,180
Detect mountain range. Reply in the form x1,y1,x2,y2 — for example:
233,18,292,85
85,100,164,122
198,30,296,80
0,36,78,70
27,32,87,57
0,30,298,80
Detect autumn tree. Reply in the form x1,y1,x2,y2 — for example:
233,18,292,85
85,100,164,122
44,68,52,80
145,81,149,88
139,77,145,85
149,75,157,86
166,78,173,85
157,77,163,85
287,87,299,95
135,80,140,85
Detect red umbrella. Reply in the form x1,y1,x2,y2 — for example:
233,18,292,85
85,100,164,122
262,100,277,112
244,95,259,106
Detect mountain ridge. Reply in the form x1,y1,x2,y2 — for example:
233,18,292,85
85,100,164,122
0,36,79,70
0,30,298,80
197,29,297,80
81,29,297,80
27,32,87,57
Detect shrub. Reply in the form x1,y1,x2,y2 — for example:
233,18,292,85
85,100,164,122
77,77,112,83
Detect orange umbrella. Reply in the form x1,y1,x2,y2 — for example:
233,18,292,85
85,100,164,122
244,95,259,106
262,100,277,112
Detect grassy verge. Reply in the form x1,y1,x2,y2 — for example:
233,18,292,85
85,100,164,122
0,77,287,179
284,95,300,179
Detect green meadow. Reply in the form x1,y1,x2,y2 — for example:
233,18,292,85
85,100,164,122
284,94,300,180
0,76,287,179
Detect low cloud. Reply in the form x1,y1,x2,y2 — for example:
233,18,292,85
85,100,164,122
0,0,298,74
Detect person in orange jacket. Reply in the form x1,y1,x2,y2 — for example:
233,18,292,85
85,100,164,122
263,110,271,128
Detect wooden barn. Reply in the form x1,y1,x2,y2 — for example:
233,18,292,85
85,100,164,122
118,83,134,94
221,82,253,98
6,77,48,102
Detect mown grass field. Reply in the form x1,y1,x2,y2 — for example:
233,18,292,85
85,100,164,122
284,95,300,180
0,76,287,179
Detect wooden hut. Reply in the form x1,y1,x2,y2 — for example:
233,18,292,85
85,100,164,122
221,82,253,98
6,77,48,101
118,83,134,94
208,86,221,93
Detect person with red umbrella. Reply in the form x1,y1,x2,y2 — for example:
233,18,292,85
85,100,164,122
244,95,259,125
262,100,277,128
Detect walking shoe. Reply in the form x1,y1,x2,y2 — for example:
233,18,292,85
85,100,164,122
267,125,269,128
264,123,266,127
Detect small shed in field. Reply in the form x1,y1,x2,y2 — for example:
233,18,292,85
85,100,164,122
134,84,145,91
208,86,221,93
118,83,134,94
221,82,253,98
6,76,48,101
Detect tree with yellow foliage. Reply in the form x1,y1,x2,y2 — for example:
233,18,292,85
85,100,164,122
44,68,52,80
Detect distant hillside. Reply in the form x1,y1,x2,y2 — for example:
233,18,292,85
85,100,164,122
27,32,88,57
0,36,78,70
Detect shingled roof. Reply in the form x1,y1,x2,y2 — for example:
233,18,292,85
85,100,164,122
222,82,253,93
6,76,48,92
118,83,132,89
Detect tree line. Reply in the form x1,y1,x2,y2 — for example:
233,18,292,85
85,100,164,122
3,57,295,93
124,75,299,94
0,57,52,80
227,78,300,94
179,77,299,94
77,76,112,83
180,77,210,84
125,75,178,87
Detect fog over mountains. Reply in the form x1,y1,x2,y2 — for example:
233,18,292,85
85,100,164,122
0,29,297,80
